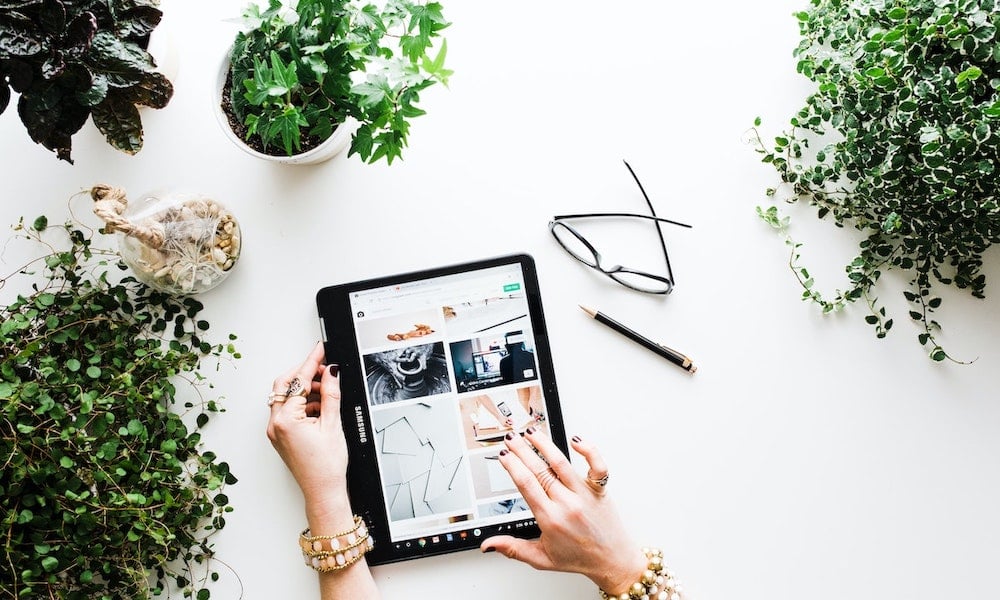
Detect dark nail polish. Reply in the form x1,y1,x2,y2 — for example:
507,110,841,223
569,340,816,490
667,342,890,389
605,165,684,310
504,432,514,440
329,364,339,377
572,435,581,443
525,426,535,435
499,449,507,456
482,546,496,553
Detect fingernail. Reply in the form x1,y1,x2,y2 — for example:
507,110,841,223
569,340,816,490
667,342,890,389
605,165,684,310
504,432,514,440
498,449,507,456
525,426,535,435
482,546,495,553
328,364,339,377
572,435,582,443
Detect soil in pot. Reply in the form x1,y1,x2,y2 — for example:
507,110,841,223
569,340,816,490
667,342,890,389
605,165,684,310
220,72,338,157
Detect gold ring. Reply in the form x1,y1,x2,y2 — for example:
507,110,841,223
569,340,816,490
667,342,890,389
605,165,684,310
586,472,610,491
286,377,309,397
267,392,288,407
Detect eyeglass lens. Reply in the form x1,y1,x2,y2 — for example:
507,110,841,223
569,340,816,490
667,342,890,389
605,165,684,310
551,221,672,293
550,222,599,268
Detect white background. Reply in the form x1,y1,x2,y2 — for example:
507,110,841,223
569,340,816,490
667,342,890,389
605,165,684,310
2,1,999,599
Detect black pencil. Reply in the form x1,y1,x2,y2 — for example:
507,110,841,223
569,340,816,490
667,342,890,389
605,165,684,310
580,305,697,374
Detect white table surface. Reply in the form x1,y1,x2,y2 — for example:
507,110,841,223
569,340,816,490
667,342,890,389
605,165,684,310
3,1,999,599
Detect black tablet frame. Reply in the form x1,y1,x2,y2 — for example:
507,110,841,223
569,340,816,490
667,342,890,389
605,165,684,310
315,253,568,565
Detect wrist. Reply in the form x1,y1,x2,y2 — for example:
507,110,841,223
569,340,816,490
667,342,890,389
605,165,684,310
304,494,355,533
596,548,684,600
587,547,648,596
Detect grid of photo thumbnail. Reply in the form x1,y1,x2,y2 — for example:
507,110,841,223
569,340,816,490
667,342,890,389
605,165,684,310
354,292,553,538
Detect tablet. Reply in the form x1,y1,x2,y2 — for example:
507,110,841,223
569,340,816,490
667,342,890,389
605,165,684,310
316,254,568,565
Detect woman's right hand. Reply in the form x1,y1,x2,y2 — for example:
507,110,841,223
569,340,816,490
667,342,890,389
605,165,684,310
479,430,648,596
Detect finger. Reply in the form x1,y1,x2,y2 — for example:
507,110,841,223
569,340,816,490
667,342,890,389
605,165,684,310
295,342,326,391
523,427,580,493
480,535,555,570
504,433,565,499
319,364,343,431
283,343,325,406
571,435,610,493
268,363,301,421
496,447,551,514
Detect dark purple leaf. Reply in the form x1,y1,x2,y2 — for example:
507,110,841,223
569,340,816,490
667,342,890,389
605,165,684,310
75,71,105,105
126,70,171,108
41,49,65,78
0,83,9,114
87,31,151,87
116,6,161,41
63,11,97,58
0,15,43,56
59,62,93,92
92,90,142,154
38,0,66,37
3,57,34,91
18,81,89,162
0,1,44,10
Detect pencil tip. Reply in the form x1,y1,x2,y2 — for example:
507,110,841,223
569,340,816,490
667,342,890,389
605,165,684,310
579,305,596,317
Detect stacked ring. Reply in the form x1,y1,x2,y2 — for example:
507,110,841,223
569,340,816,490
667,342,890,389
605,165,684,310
536,467,559,493
267,392,288,407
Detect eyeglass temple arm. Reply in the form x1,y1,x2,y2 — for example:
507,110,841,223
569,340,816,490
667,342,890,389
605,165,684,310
551,212,693,229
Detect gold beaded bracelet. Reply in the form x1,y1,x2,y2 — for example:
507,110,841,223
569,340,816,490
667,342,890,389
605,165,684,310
598,547,684,600
299,515,375,573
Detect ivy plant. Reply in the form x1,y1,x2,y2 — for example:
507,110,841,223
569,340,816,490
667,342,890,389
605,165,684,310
226,0,452,163
752,0,1000,361
0,0,173,163
1,215,239,598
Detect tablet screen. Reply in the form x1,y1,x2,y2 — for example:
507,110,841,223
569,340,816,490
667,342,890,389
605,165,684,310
316,254,567,565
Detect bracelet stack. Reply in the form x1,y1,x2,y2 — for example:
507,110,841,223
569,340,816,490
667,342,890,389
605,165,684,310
598,547,683,600
299,515,374,573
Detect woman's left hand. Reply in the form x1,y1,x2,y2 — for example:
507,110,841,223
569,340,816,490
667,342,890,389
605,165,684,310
266,342,350,520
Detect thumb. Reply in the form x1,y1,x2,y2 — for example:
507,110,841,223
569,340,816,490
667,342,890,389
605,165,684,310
320,364,343,426
481,536,554,570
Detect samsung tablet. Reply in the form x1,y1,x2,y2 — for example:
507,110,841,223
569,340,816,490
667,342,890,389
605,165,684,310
316,254,568,565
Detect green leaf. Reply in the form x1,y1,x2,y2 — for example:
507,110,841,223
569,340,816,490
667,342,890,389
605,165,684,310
127,419,144,436
887,7,907,21
32,215,49,231
352,81,387,108
41,556,59,573
955,66,982,85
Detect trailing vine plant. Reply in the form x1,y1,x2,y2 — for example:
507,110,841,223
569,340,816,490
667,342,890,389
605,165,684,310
751,0,1000,361
1,213,240,598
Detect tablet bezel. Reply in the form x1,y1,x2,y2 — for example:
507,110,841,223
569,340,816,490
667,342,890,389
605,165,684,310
315,253,568,565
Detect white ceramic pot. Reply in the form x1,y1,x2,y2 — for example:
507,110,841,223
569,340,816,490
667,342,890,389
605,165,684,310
213,50,358,165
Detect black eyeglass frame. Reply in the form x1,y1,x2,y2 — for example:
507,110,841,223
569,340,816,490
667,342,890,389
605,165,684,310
548,161,692,295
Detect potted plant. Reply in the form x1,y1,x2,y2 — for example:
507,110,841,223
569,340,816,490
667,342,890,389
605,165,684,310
752,0,1000,362
0,0,174,163
217,0,452,165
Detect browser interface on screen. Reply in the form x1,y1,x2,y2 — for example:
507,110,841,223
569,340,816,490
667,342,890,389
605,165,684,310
348,264,553,547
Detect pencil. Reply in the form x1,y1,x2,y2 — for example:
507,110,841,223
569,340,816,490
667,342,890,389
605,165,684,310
579,305,697,374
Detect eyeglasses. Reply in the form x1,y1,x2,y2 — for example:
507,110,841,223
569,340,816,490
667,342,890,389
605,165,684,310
549,160,692,294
